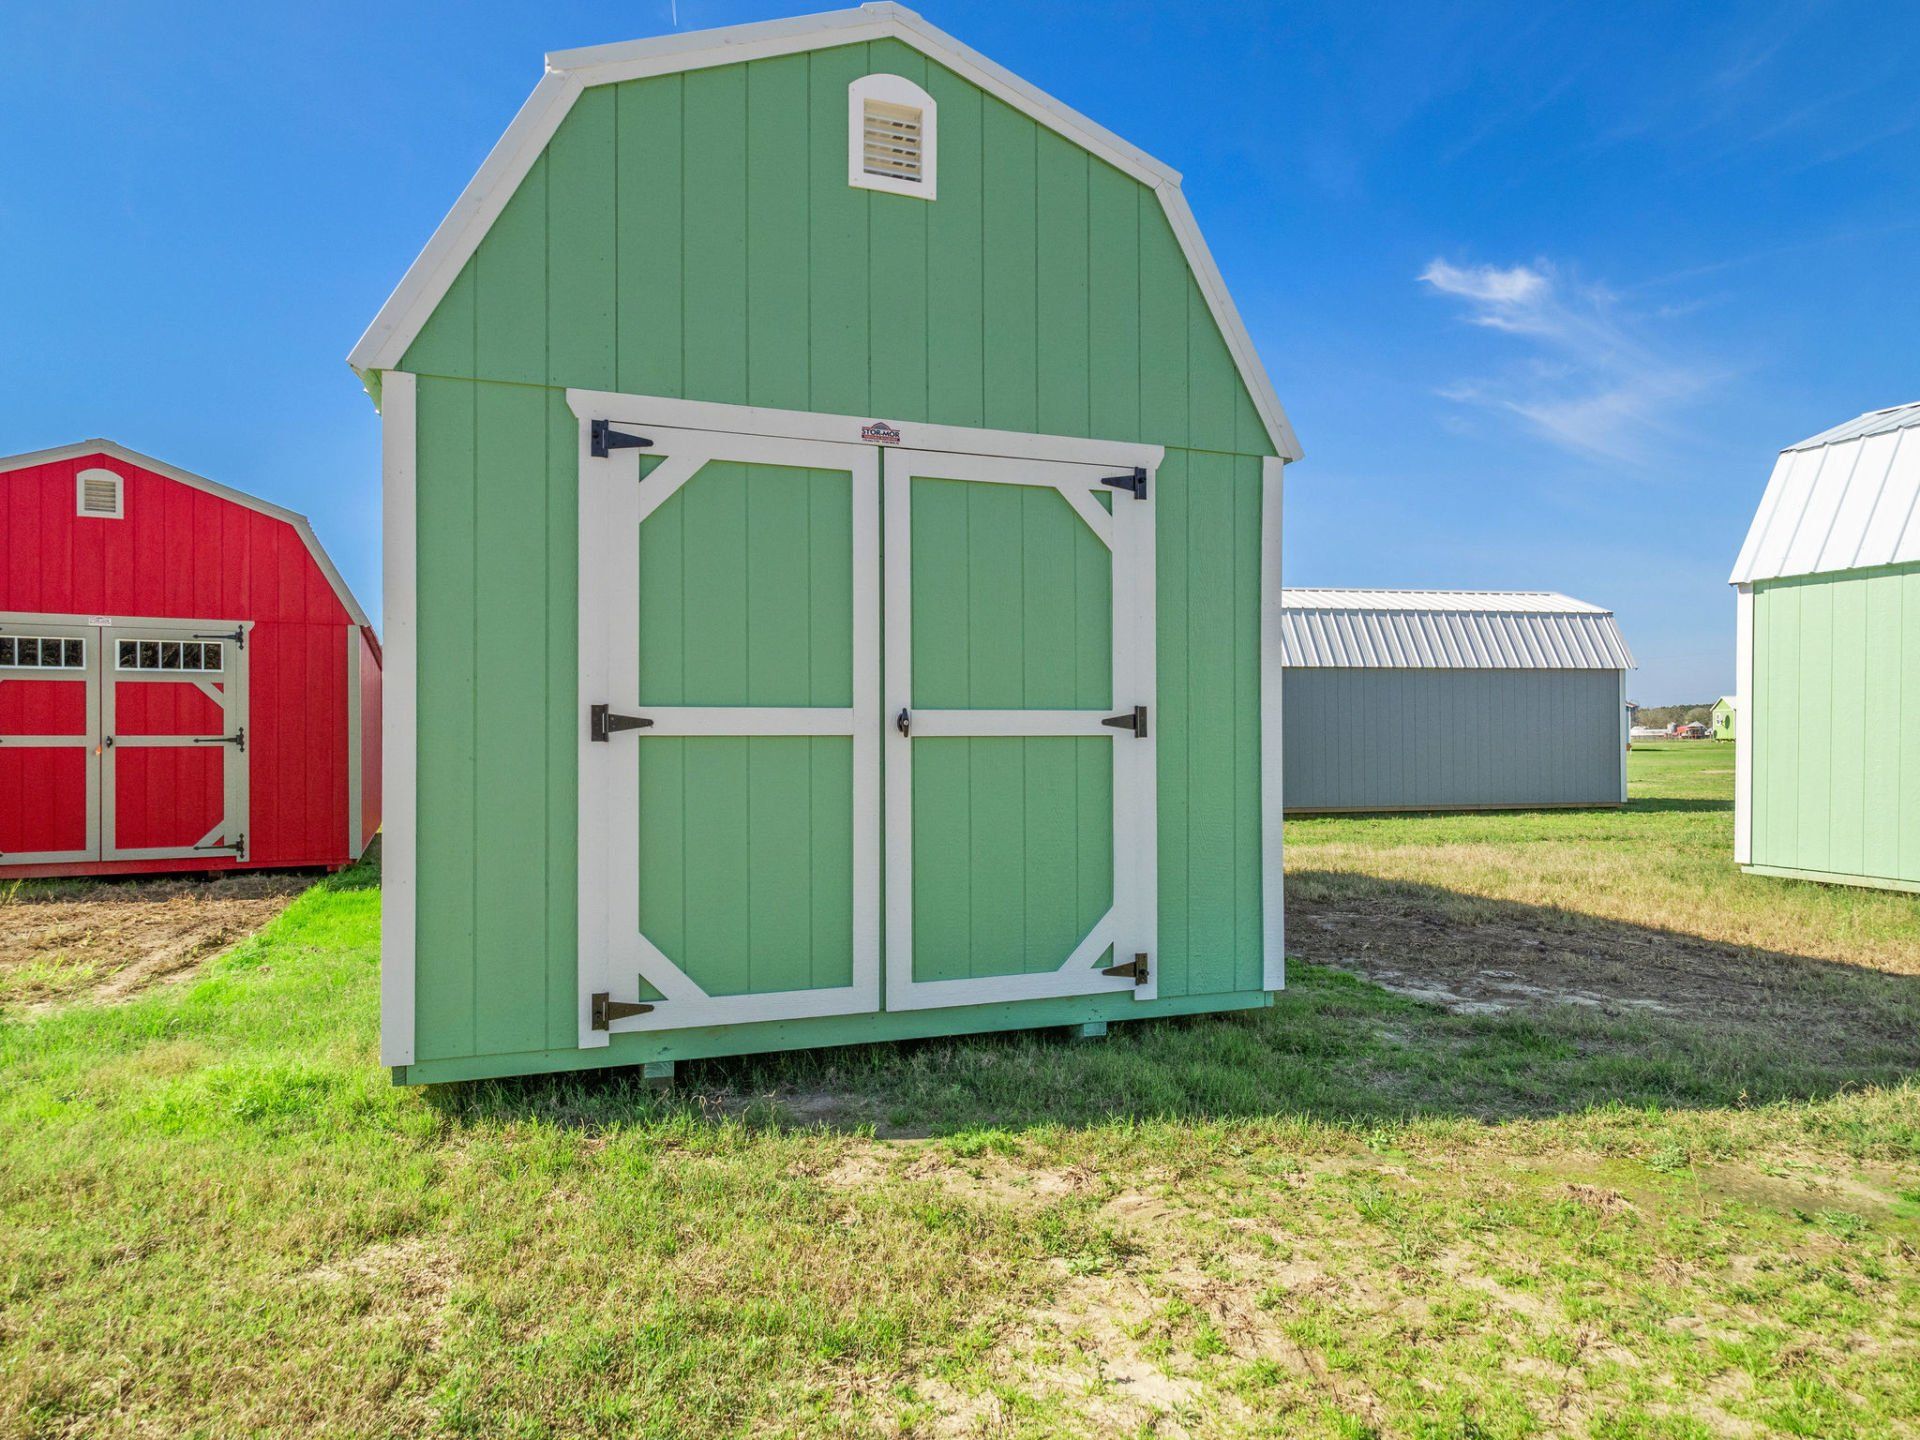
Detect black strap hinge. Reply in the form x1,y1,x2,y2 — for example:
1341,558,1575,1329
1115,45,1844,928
590,704,654,742
591,420,656,458
192,726,245,752
1102,952,1149,986
1101,467,1147,500
1101,705,1148,739
193,628,244,650
591,992,655,1030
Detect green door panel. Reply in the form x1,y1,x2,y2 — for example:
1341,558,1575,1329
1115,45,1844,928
631,457,859,999
911,736,1113,981
638,736,854,995
638,461,853,706
909,477,1112,710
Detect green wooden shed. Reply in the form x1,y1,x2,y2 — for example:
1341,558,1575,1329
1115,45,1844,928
354,5,1299,1084
1731,401,1920,893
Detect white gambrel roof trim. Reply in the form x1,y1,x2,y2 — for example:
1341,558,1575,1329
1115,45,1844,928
348,3,1301,462
1730,401,1920,585
0,440,372,631
1280,589,1635,671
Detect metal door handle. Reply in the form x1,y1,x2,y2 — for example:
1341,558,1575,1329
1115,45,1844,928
103,736,114,748
896,708,911,738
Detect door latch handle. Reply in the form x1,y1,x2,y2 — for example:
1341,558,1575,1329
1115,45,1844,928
590,704,654,742
896,707,911,738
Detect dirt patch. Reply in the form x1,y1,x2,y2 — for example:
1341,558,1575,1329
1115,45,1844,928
0,871,311,1011
1286,889,1919,1051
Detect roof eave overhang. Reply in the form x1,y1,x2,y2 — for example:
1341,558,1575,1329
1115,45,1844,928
347,2,1302,461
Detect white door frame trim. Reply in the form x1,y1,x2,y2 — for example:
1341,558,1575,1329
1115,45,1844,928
1260,457,1286,991
100,623,250,862
566,389,1165,471
575,417,883,1043
882,445,1159,1012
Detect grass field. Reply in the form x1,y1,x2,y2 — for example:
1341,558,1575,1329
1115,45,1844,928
3,743,1917,1438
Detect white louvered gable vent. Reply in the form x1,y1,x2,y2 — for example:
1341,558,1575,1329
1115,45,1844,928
76,467,124,518
863,99,923,181
849,73,937,200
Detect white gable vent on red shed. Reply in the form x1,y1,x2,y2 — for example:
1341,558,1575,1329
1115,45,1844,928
76,467,124,518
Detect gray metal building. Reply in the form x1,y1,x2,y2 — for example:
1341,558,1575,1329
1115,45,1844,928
1281,590,1636,814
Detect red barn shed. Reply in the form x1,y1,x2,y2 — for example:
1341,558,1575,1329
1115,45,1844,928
0,440,379,877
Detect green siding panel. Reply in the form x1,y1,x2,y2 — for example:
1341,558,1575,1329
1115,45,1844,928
614,75,684,396
907,477,1110,709
639,737,853,995
1751,562,1920,889
746,54,813,412
912,737,1112,980
401,44,1272,455
637,461,853,706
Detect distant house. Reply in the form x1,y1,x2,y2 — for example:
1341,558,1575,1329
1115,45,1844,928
1711,695,1737,740
1731,400,1920,892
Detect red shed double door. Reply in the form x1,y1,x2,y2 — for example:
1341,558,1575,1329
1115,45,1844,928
0,613,248,866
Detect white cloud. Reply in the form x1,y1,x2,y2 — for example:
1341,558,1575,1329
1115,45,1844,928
1419,256,1711,464
1419,259,1550,315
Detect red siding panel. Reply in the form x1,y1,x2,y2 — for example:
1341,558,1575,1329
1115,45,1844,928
0,450,365,877
114,747,223,850
0,750,88,854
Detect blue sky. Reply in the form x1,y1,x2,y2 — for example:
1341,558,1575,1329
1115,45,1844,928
2,2,1915,702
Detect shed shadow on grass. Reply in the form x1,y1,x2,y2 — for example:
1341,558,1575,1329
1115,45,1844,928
426,871,1920,1138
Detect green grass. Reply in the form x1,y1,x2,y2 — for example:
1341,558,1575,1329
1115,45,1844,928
3,745,1918,1437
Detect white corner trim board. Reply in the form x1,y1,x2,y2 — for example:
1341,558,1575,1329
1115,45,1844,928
379,372,419,1068
1260,457,1285,991
348,4,1301,462
1733,584,1753,866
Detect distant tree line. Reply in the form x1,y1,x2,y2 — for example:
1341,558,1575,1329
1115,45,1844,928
1633,703,1715,729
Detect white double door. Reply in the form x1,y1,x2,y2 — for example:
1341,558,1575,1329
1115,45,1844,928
576,412,1157,1045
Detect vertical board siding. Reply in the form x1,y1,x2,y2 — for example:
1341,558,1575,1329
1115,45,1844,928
412,377,479,1060
1282,669,1626,813
396,42,1281,1065
359,630,384,850
400,44,1269,457
1751,563,1920,887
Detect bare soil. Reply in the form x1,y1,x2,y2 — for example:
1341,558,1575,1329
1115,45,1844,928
0,871,313,1011
1285,888,1920,1056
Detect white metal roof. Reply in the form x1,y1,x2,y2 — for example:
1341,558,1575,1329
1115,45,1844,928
0,440,372,631
1730,401,1920,585
1279,589,1635,671
348,3,1301,462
